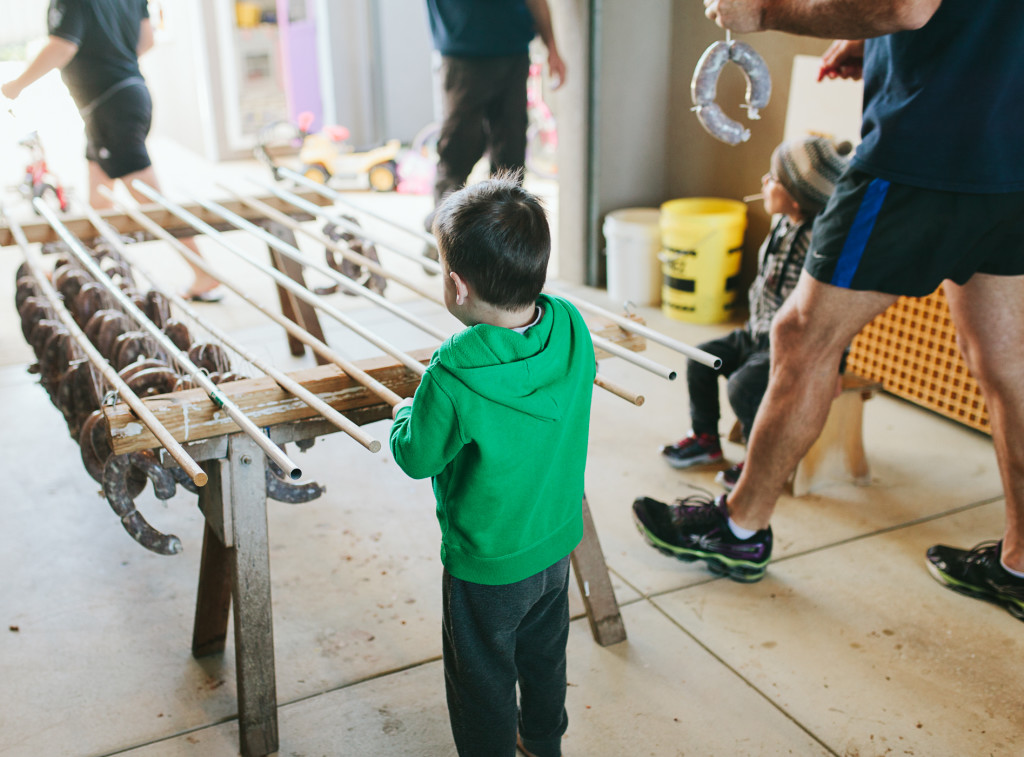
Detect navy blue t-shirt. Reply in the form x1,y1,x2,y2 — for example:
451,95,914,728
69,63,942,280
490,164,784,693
853,0,1024,193
48,0,148,109
426,0,535,57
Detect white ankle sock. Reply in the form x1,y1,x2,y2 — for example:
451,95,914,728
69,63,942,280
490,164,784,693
1000,559,1024,579
728,517,758,540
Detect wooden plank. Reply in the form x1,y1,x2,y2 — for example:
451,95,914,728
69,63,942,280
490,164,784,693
105,350,431,454
0,190,332,247
104,320,645,454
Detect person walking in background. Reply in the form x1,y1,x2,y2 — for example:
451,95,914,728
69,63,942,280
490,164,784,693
661,136,851,492
634,0,1024,620
421,0,566,242
391,174,594,757
2,0,221,301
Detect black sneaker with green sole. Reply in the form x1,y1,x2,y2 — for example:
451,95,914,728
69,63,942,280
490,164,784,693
632,493,772,583
926,540,1024,622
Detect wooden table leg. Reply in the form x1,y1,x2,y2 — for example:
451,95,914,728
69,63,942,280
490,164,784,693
226,434,279,757
570,495,627,646
262,219,328,363
193,458,232,657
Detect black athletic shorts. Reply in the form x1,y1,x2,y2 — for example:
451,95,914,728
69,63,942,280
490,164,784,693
82,78,153,180
804,169,1024,296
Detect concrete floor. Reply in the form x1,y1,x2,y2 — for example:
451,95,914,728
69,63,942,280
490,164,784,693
2,79,1023,757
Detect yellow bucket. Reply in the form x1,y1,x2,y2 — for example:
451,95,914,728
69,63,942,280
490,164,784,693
659,198,747,324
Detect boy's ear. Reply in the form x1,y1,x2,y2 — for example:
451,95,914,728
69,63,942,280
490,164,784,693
449,270,471,306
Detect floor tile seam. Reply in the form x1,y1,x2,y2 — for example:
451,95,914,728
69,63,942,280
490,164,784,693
88,608,606,756
635,494,1004,604
644,595,842,757
88,654,446,757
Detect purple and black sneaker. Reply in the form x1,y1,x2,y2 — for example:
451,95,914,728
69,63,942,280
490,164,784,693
632,493,772,582
926,540,1024,621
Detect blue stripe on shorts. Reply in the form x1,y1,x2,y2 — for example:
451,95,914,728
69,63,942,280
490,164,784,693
832,178,890,288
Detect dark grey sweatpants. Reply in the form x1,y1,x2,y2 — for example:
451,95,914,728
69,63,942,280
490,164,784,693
442,556,570,757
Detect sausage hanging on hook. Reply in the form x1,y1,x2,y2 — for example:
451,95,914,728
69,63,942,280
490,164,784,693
690,39,772,145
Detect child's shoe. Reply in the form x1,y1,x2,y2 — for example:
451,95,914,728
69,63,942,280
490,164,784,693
715,461,744,491
660,432,722,469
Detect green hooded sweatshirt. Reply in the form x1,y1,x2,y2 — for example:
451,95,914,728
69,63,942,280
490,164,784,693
390,294,595,585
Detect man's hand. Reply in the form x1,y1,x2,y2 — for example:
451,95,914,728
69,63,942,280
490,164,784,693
1,80,24,100
547,49,567,90
818,39,865,81
703,0,765,33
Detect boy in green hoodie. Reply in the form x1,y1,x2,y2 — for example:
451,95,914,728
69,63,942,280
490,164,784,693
390,175,595,757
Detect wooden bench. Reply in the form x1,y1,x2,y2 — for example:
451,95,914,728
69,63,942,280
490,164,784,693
728,373,883,497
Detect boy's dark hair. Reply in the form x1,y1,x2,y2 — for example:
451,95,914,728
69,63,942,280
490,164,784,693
432,172,550,310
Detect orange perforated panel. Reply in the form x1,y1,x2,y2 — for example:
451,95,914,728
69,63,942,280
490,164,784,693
847,289,990,434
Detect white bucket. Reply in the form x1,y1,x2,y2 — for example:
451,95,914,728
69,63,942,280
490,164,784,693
603,208,662,307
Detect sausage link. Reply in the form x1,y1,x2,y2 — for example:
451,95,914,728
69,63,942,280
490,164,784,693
15,276,40,312
96,311,133,359
118,358,170,383
103,454,182,556
113,331,159,371
695,103,751,145
73,282,110,327
162,319,192,352
265,457,325,504
690,40,731,106
144,290,172,329
126,367,179,397
729,40,772,118
130,450,178,501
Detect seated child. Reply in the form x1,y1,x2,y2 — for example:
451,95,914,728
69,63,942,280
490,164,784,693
390,173,595,757
660,136,852,490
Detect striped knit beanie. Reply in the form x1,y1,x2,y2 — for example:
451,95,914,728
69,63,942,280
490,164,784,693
771,137,853,215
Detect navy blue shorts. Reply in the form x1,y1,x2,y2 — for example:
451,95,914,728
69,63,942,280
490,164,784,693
804,169,1024,296
82,78,153,180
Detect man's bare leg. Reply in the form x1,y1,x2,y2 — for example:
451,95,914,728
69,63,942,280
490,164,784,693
727,273,896,531
90,161,220,298
943,274,1024,572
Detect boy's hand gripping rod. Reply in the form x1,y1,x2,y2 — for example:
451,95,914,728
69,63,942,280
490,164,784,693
32,197,304,479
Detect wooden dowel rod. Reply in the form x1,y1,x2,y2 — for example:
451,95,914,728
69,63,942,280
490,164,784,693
82,205,382,454
105,192,405,407
196,195,449,341
265,173,715,371
591,334,676,381
222,186,444,305
594,374,645,406
545,285,722,369
6,210,207,486
254,179,441,272
34,197,304,480
275,166,439,249
132,181,428,377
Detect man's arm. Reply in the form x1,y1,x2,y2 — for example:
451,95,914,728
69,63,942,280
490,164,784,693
0,35,78,100
524,0,567,88
704,0,942,38
137,18,155,57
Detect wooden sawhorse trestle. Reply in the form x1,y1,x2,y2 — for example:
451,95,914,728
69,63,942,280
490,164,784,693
177,416,626,757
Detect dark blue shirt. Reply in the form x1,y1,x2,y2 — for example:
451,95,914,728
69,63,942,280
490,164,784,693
853,0,1024,193
426,0,535,57
48,0,148,109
